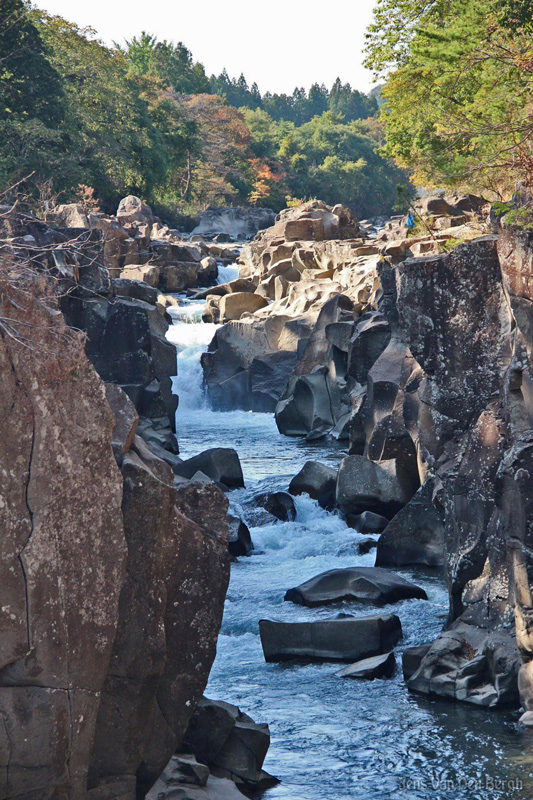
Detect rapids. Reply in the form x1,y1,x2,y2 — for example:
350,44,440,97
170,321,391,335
165,270,533,800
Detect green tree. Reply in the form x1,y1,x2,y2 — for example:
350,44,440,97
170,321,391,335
122,32,209,94
0,0,65,189
364,0,533,195
35,12,164,207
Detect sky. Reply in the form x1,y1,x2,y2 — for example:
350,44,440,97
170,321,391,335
35,0,378,95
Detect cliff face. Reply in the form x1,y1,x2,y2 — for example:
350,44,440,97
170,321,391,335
0,220,230,798
358,230,533,710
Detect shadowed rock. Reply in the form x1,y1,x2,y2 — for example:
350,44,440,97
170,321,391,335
174,448,244,489
284,567,427,607
289,460,338,500
336,456,413,518
259,615,402,663
376,482,445,568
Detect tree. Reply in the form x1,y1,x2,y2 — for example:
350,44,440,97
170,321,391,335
364,0,533,195
176,94,253,207
122,33,209,94
0,0,65,189
35,12,163,207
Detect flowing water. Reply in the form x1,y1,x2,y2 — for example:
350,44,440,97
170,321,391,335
166,270,533,800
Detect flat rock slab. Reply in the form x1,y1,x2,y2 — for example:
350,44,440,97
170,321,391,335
284,566,427,607
259,615,402,663
146,774,248,799
336,651,396,679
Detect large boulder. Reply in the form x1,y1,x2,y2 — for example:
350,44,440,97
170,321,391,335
218,292,269,322
407,622,520,708
259,615,402,663
289,460,338,500
117,195,154,226
336,455,413,518
376,482,445,568
160,262,200,292
173,448,244,489
284,567,427,607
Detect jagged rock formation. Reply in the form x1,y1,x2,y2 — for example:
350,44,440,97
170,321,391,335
0,213,231,798
202,201,382,412
345,223,533,710
47,197,239,294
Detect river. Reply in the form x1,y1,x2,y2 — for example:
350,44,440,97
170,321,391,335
166,275,533,800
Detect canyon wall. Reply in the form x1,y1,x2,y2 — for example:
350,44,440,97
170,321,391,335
0,213,230,799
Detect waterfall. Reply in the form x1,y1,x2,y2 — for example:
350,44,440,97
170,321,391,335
166,300,218,411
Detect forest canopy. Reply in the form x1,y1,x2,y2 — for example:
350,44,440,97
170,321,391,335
0,0,408,221
364,0,533,197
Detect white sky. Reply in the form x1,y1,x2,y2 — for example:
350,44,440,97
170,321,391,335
35,0,377,94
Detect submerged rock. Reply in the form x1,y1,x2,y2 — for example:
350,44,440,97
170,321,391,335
254,491,296,521
346,510,390,534
284,567,427,607
259,615,402,663
336,651,396,679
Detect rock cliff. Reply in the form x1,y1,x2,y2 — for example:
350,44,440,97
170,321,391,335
0,211,230,798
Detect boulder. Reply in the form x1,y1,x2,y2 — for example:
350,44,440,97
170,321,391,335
376,482,445,568
116,195,154,226
254,491,296,522
182,698,273,793
249,350,298,412
119,264,160,287
284,567,427,607
336,456,412,518
346,510,389,534
48,202,90,228
289,460,337,500
218,292,269,322
336,651,396,679
160,262,200,292
112,278,159,305
259,615,402,663
198,256,219,286
173,448,244,489
150,753,209,787
407,622,520,708
402,643,432,681
227,513,253,557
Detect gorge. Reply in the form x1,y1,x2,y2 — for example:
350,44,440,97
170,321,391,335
1,190,533,799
